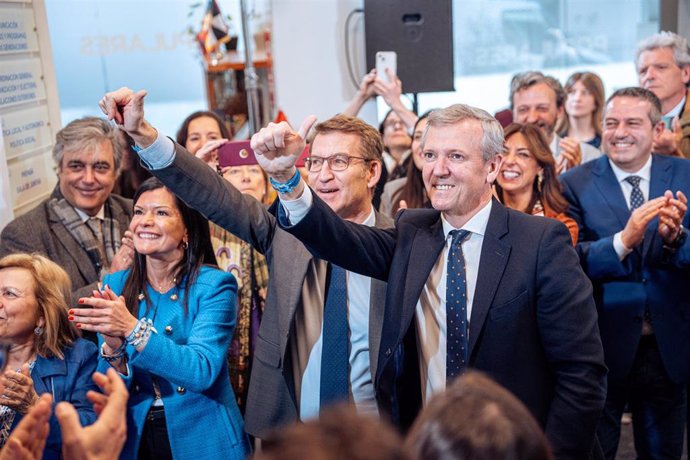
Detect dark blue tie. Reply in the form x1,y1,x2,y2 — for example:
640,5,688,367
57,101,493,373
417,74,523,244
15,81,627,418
446,229,471,381
625,175,644,210
320,263,349,409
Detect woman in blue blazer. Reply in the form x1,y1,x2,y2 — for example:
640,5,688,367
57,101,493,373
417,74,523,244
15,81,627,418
0,253,98,459
72,178,249,459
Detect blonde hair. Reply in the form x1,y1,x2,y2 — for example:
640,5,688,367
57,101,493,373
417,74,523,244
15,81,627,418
0,253,78,359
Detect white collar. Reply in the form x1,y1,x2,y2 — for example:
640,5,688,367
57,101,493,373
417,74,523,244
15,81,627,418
441,199,492,239
609,155,653,184
74,205,105,223
664,96,686,119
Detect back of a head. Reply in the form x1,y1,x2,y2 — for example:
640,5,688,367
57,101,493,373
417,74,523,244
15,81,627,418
255,405,410,460
405,372,553,460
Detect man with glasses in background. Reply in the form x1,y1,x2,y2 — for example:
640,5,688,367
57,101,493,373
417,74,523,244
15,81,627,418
98,87,392,440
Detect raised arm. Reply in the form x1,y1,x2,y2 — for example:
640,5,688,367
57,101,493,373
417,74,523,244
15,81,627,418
99,88,277,252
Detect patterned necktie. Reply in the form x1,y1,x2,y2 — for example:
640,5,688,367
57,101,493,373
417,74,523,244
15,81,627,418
86,217,107,269
624,176,644,210
446,229,471,381
320,263,349,410
662,115,674,131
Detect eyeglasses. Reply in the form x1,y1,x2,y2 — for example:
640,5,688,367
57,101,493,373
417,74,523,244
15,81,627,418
304,154,371,172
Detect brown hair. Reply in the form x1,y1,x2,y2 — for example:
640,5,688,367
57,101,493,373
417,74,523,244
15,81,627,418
0,253,79,359
495,123,569,215
510,71,566,109
309,114,384,163
176,110,230,147
256,404,410,460
557,72,605,137
392,111,433,213
405,371,553,460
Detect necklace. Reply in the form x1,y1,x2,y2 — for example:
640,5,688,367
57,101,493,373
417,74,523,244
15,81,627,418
140,275,179,301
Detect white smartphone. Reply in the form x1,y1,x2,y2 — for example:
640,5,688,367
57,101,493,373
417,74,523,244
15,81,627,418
376,51,397,84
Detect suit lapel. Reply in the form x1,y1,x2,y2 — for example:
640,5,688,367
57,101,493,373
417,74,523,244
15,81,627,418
48,210,100,282
368,211,394,378
277,241,313,357
642,155,671,259
31,355,67,396
399,217,446,345
592,158,630,229
468,202,511,358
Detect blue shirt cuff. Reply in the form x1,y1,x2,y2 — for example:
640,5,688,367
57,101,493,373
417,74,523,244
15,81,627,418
137,132,175,170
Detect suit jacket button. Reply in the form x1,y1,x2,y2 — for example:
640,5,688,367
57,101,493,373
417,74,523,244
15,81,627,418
385,348,392,357
165,325,173,334
176,386,186,394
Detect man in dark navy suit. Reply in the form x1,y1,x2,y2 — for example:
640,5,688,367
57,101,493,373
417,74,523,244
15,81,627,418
561,87,690,460
249,103,607,460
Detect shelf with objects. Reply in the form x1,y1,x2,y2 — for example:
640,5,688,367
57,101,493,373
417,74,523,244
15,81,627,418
203,46,274,138
195,0,275,138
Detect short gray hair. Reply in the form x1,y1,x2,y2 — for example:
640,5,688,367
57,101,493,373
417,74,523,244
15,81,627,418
52,117,123,173
424,104,504,162
635,31,690,70
606,87,662,127
510,71,565,109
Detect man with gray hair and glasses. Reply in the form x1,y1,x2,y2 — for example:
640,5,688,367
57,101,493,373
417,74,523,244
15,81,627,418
636,31,690,158
511,71,601,172
0,117,134,308
247,102,607,459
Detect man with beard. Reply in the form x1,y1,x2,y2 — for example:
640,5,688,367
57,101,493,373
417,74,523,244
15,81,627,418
511,71,601,173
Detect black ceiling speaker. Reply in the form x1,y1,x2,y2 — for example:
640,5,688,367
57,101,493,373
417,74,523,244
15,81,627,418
364,0,454,94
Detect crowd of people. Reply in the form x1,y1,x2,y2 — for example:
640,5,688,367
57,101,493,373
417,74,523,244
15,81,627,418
0,30,689,460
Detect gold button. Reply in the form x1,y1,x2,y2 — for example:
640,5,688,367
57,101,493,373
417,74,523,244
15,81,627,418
176,386,186,394
165,325,173,334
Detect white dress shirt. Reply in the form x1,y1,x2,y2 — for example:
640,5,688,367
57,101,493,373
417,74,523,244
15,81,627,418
138,135,379,420
415,200,491,402
610,155,652,260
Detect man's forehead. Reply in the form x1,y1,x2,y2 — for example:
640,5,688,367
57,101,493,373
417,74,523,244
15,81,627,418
311,131,361,155
514,82,557,106
639,46,675,63
62,141,114,164
605,96,652,117
425,121,483,149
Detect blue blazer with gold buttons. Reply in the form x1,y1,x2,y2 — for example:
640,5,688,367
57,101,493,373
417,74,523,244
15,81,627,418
100,266,248,460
